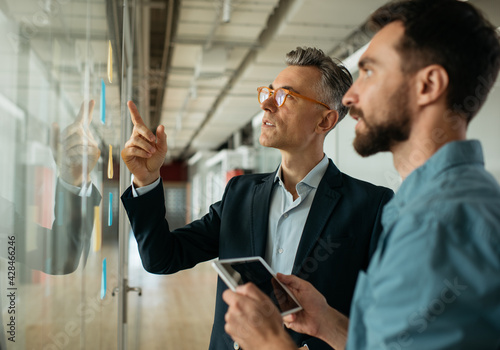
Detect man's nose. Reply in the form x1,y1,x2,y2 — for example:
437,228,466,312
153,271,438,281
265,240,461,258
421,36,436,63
342,85,358,107
260,96,278,112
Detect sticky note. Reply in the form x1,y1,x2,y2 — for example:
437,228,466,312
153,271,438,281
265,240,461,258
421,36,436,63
100,79,106,124
93,206,101,252
107,41,113,83
45,258,52,275
108,144,113,179
108,192,113,226
101,258,107,299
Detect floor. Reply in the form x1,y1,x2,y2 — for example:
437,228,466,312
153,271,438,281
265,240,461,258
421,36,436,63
9,234,217,350
126,236,217,349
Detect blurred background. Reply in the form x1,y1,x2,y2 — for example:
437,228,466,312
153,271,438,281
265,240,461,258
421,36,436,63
0,0,498,349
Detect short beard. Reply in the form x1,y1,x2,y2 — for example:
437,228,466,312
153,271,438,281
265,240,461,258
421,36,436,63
352,87,412,157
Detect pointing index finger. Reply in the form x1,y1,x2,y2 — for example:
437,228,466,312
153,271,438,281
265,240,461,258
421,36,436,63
73,100,95,128
128,100,155,141
88,99,95,124
128,100,144,126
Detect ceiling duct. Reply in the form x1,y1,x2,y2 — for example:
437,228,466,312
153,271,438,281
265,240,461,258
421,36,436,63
195,47,227,77
148,0,180,129
175,47,227,130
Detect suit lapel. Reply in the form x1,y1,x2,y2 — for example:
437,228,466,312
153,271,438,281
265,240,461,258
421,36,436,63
292,160,342,275
251,172,276,257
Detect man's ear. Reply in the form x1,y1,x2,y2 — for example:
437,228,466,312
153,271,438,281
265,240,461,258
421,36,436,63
415,64,449,107
316,109,339,134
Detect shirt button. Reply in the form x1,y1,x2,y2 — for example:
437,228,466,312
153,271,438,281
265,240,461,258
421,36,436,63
278,248,284,254
283,213,289,218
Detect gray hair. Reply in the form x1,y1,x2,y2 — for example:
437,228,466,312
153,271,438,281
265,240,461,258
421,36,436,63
285,47,352,122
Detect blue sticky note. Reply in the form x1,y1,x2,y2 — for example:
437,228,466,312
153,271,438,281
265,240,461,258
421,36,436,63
100,79,106,124
101,258,107,299
45,258,52,274
108,192,113,226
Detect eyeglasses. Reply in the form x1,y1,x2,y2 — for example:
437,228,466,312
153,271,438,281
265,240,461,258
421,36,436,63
257,86,330,109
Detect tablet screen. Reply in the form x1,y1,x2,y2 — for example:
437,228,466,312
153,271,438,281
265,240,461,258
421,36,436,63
217,258,302,315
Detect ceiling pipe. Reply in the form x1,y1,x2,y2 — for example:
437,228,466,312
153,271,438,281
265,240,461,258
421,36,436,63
151,0,178,129
222,0,231,23
133,0,151,126
141,1,167,9
328,25,373,62
204,1,223,51
142,4,151,125
179,0,304,159
174,1,229,132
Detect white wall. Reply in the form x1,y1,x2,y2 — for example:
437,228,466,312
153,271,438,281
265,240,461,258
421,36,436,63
468,79,500,181
324,78,500,193
324,117,401,192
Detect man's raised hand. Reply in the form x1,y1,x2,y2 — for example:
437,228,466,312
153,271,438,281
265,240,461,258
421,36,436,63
121,101,167,187
55,100,101,186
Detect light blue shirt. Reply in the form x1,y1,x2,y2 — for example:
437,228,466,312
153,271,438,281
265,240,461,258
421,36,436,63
265,155,329,274
347,140,500,349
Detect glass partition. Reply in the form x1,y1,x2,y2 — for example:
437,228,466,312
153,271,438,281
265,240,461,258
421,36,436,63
0,0,128,348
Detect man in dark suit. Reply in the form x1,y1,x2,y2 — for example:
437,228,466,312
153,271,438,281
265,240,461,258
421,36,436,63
0,100,101,349
121,47,393,350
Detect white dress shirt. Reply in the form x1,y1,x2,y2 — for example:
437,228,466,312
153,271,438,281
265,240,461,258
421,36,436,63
265,155,329,274
59,178,94,197
130,175,161,197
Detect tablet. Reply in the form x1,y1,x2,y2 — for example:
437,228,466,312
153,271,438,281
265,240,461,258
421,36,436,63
212,256,302,316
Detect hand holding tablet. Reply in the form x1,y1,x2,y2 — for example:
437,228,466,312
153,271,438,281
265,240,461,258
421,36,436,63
212,256,302,316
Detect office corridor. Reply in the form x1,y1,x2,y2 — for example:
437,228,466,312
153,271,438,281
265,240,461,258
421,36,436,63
126,236,217,349
1,0,499,349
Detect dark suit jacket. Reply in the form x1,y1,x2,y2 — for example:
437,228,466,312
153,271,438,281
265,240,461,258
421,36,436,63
121,160,393,349
0,180,101,275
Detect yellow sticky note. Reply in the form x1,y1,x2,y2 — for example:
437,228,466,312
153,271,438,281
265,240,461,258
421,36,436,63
108,144,113,179
107,41,113,83
93,206,102,252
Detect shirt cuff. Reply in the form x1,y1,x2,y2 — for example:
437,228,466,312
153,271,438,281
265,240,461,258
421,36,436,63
131,175,161,197
59,178,93,197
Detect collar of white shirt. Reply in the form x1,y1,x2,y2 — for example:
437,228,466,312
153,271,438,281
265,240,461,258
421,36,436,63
273,154,329,192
